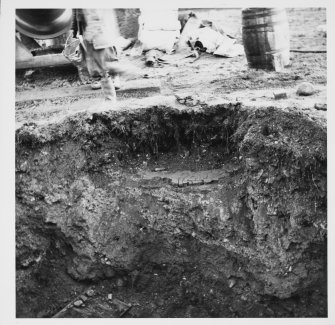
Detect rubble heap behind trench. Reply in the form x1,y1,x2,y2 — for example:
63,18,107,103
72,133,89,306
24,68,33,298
16,97,327,317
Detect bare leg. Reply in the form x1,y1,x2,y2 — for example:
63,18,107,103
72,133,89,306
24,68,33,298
112,74,121,90
101,74,116,102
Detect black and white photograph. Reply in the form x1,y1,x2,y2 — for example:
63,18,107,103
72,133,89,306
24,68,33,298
0,0,332,321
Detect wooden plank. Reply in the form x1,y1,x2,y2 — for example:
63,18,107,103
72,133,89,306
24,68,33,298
16,53,71,69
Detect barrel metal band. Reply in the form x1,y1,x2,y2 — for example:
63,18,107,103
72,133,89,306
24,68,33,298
242,9,285,19
242,20,288,30
247,47,288,56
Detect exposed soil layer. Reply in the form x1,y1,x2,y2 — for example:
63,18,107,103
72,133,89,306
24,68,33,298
16,99,327,317
15,8,327,318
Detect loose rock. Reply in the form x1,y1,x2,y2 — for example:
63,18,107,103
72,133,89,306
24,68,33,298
86,289,95,297
80,295,88,302
73,300,83,307
154,167,167,172
19,161,28,172
24,69,35,78
228,278,237,288
314,103,327,111
273,91,287,100
296,82,315,96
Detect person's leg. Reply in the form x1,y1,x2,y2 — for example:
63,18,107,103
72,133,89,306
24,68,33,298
84,41,117,101
101,73,117,101
112,74,121,90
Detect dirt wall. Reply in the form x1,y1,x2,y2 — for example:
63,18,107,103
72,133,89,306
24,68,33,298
16,101,327,317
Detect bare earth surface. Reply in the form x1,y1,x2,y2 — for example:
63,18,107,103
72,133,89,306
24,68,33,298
15,8,327,124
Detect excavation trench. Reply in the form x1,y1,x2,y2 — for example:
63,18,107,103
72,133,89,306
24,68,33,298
16,100,327,317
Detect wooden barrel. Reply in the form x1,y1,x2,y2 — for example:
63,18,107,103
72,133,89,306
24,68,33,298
242,8,290,70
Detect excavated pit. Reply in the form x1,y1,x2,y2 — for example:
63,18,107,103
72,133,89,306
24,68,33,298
16,97,327,317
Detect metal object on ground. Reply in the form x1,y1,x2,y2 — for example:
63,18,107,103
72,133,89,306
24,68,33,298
16,9,73,40
242,8,290,71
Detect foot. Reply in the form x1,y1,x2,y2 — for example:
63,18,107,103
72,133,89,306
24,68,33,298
112,75,121,90
91,80,102,90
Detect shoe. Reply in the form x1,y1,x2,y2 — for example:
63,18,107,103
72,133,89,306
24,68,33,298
91,80,102,90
